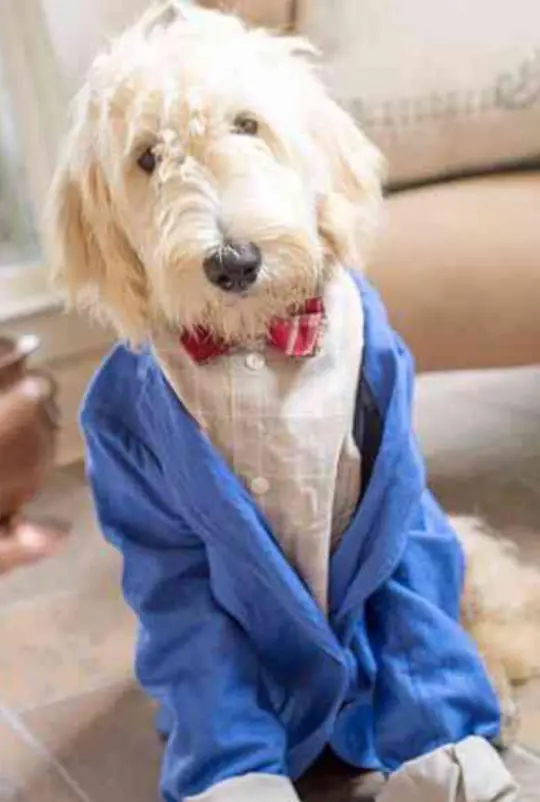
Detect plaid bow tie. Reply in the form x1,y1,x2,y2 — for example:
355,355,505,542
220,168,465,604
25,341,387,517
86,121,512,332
180,298,325,363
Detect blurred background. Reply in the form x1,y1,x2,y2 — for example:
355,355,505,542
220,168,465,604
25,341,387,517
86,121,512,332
0,1,539,800
1,0,540,461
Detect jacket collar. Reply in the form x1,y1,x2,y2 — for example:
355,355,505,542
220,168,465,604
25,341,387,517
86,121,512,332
329,275,425,635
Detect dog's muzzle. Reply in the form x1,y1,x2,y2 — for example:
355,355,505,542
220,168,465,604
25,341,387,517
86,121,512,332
203,241,261,293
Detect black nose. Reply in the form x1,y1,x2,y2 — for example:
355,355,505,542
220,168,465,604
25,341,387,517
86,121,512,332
203,241,262,293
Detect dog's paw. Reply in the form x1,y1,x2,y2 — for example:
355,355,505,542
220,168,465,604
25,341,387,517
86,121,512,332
493,688,521,749
349,772,386,801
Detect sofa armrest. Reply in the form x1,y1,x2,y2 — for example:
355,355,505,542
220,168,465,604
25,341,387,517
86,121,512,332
368,171,540,372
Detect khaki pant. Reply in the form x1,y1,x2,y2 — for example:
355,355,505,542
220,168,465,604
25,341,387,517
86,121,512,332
379,737,518,802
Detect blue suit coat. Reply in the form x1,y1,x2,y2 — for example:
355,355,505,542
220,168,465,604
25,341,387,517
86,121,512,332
81,274,500,800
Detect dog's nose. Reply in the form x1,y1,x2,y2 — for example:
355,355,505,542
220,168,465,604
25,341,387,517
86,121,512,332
203,241,262,293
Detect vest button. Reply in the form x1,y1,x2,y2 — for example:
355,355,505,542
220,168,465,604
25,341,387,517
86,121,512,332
245,353,265,371
250,476,270,496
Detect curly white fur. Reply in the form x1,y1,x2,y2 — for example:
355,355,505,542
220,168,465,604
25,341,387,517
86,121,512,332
457,517,540,741
44,0,540,745
44,1,383,344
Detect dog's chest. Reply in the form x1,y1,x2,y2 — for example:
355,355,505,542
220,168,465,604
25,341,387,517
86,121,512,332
154,272,364,611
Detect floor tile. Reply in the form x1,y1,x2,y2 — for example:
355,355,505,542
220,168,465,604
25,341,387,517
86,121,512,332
503,745,540,802
0,586,135,712
23,683,161,802
0,710,83,802
0,467,121,608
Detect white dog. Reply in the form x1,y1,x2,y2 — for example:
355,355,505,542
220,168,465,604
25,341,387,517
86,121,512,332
46,2,382,345
45,3,540,800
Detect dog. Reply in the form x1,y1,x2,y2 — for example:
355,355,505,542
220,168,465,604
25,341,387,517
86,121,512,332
45,3,540,799
46,1,382,345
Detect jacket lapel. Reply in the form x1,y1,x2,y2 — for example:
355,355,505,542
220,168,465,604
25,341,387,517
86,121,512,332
329,276,425,636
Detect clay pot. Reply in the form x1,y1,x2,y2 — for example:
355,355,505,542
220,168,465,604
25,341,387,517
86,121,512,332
0,335,59,527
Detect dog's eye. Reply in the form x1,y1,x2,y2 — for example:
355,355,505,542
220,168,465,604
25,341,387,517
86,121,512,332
232,114,259,136
137,147,157,174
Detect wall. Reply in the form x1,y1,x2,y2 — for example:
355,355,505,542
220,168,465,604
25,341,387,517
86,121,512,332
42,0,150,93
28,0,293,464
0,0,143,464
43,0,294,95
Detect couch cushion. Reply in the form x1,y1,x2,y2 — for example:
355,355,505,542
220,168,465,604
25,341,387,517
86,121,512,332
298,0,540,187
368,172,540,371
198,0,293,29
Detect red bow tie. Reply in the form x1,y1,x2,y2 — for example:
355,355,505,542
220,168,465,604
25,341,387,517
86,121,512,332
180,298,325,363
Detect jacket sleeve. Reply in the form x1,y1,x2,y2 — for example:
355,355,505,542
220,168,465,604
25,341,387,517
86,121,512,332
366,491,500,765
82,412,300,802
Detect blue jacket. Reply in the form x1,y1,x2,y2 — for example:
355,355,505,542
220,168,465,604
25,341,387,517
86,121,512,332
81,274,500,801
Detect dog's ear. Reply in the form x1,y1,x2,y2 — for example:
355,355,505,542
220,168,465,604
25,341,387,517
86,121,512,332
310,92,385,268
138,0,190,36
44,147,149,343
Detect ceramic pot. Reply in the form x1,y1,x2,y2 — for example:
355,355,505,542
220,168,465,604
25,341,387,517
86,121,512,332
0,335,59,528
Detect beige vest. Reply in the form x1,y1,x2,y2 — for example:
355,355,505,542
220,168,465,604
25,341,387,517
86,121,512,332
153,270,364,611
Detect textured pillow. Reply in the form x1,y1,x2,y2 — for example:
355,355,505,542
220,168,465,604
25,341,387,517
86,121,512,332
297,0,540,187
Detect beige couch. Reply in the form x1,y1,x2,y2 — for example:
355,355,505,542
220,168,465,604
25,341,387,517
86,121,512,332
205,0,540,372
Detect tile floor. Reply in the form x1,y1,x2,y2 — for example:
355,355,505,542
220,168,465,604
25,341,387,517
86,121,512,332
0,367,539,801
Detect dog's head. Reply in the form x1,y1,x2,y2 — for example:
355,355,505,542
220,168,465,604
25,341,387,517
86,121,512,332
45,1,384,343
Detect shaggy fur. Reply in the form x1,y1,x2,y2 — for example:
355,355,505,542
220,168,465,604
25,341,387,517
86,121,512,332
458,517,540,739
45,0,540,744
45,0,382,344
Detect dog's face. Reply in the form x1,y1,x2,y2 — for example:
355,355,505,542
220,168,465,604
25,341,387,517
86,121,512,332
45,2,383,343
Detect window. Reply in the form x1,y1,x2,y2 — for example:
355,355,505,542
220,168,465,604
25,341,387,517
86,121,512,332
0,0,65,318
0,62,39,268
